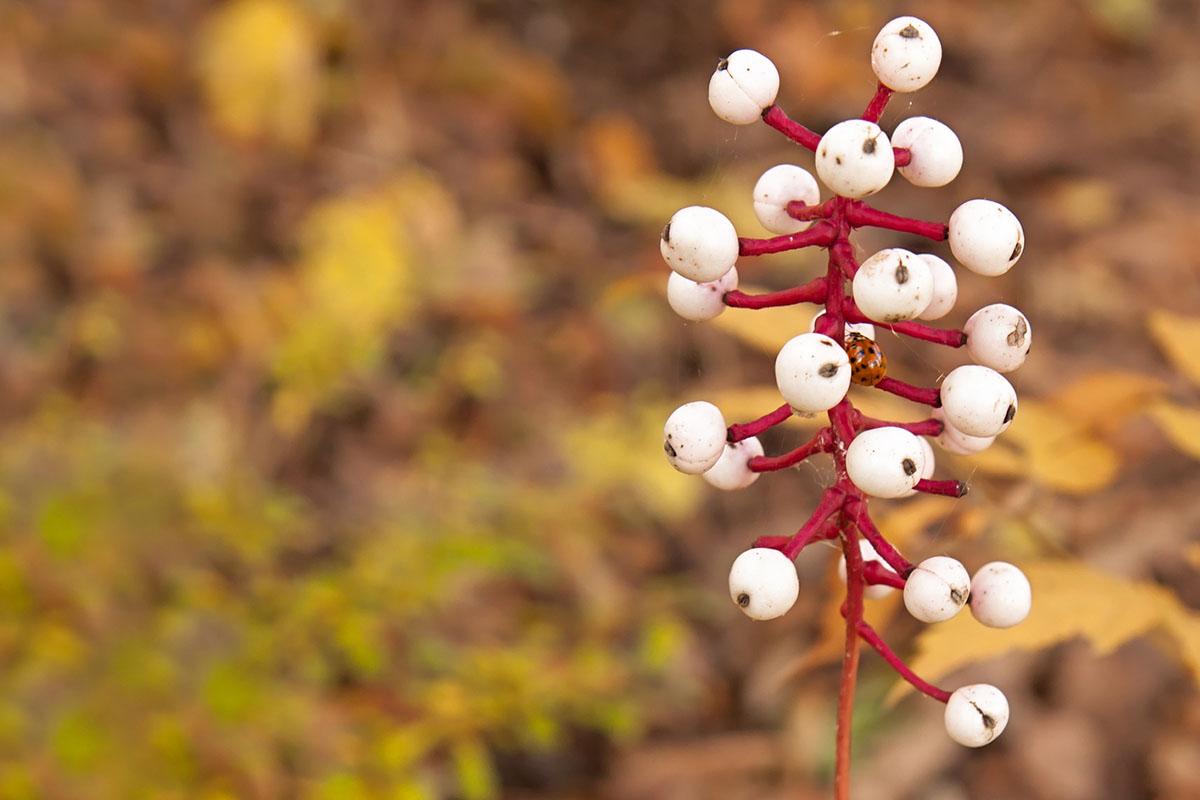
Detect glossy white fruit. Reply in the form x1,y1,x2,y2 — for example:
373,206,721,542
667,267,739,322
949,199,1024,277
969,562,1032,628
663,401,727,475
852,248,933,322
939,365,1018,438
932,407,996,455
872,16,942,92
904,555,971,623
815,119,894,199
945,684,1010,747
729,548,800,620
916,254,958,321
846,426,926,498
892,116,962,187
660,206,739,283
774,333,852,413
708,49,780,125
965,303,1031,373
703,436,764,491
752,164,821,234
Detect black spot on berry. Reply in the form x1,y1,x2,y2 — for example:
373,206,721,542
661,222,671,243
1007,317,1028,347
835,156,843,165
1004,404,1016,424
901,458,917,476
863,137,877,155
819,362,839,378
737,592,750,607
950,587,965,604
663,440,677,458
1010,240,1023,261
900,24,920,38
895,264,910,284
716,57,730,71
981,712,997,730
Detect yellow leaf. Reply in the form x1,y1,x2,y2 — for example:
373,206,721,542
1148,309,1200,389
708,385,819,432
710,298,817,357
197,0,320,148
1046,369,1166,433
1026,436,1120,493
1148,400,1200,461
890,560,1200,703
960,440,1027,478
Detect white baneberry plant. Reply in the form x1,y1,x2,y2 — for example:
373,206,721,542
662,17,1033,798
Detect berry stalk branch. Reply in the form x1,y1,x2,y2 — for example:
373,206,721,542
663,16,1033,799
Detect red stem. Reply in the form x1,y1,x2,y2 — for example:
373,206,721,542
854,413,943,437
915,478,968,498
863,561,907,590
738,223,836,255
846,498,914,575
873,377,941,407
728,403,792,442
747,427,833,472
724,276,827,309
842,300,966,347
844,202,949,240
761,104,822,150
835,518,864,800
786,198,837,221
783,490,847,558
861,82,893,123
856,620,952,703
893,147,912,167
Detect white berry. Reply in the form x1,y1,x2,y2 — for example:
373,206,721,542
939,365,1018,438
969,562,1032,628
964,303,1031,373
703,436,764,491
932,407,995,455
708,49,780,125
949,200,1024,277
944,684,1010,747
904,555,970,623
815,120,894,199
872,16,942,92
900,434,936,498
753,164,821,234
891,116,962,187
916,254,958,321
663,401,727,475
846,426,926,498
852,247,933,322
729,548,799,620
660,206,739,283
838,538,898,599
775,333,851,413
667,267,739,322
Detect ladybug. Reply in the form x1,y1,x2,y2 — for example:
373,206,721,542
845,332,887,386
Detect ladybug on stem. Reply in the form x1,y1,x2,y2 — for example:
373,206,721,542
845,332,887,386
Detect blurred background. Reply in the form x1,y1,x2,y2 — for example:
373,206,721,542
0,0,1198,798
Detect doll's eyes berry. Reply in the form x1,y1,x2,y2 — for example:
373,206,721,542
661,16,1033,782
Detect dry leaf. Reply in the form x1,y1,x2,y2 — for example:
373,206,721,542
1148,309,1200,389
890,560,1200,703
1046,369,1166,434
1148,401,1200,461
709,293,817,357
197,0,320,148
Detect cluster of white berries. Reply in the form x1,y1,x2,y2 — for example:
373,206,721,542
662,15,1033,751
